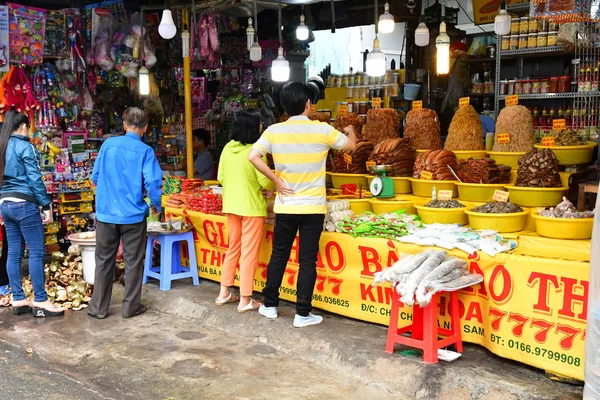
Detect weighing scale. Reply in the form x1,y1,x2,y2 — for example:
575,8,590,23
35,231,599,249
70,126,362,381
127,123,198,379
369,165,395,198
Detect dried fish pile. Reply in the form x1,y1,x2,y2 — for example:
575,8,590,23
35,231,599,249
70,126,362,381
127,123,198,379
493,105,534,152
472,201,523,213
403,108,442,150
332,141,374,174
364,108,400,144
457,158,511,184
424,200,465,208
308,112,332,123
538,197,594,218
413,149,458,180
334,112,364,139
367,138,416,176
515,149,562,188
445,105,484,151
372,250,483,307
545,129,583,146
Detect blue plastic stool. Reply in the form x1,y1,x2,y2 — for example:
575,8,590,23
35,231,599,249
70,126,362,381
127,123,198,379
143,231,200,291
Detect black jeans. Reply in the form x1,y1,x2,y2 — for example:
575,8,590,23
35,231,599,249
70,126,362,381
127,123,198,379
263,213,325,317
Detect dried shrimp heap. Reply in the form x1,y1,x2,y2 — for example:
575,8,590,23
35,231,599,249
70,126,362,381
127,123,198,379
544,129,583,146
403,108,442,150
457,158,511,184
492,105,534,152
413,149,458,180
367,138,415,176
334,112,364,139
364,108,400,143
515,149,562,188
424,200,465,208
332,141,374,174
472,201,523,213
445,105,484,151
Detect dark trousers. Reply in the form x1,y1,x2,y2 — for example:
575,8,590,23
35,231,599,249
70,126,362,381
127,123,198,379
0,224,8,287
263,214,325,317
89,220,147,317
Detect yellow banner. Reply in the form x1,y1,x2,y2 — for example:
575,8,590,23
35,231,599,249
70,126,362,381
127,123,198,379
173,209,587,381
472,0,528,25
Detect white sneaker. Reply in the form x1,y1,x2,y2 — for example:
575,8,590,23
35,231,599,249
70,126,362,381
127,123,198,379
259,305,278,319
293,313,323,328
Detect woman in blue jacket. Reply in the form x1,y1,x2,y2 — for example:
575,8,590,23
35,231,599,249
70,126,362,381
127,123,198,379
0,110,63,317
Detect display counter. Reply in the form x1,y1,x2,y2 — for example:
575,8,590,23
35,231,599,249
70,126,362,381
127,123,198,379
166,207,588,381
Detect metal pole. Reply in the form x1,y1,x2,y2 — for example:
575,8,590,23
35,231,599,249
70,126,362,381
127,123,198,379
181,9,194,179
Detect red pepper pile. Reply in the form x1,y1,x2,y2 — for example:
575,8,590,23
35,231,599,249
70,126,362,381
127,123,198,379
167,190,222,215
181,178,205,193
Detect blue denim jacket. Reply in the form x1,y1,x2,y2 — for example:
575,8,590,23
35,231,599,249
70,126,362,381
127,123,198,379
0,134,50,209
92,132,163,224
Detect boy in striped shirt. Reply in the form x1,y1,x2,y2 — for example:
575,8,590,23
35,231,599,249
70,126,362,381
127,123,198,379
249,82,357,328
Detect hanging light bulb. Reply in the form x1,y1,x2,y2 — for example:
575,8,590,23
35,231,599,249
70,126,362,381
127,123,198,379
139,66,150,96
296,14,309,41
158,9,177,40
494,2,511,36
246,18,255,51
435,21,450,75
378,2,395,34
271,47,290,82
366,37,386,77
250,41,262,62
415,22,430,47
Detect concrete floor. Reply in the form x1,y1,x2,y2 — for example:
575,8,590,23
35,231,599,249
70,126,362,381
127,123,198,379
0,279,584,400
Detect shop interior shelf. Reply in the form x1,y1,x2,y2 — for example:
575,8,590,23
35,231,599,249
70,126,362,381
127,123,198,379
470,93,496,97
507,2,531,11
499,92,600,100
498,46,565,58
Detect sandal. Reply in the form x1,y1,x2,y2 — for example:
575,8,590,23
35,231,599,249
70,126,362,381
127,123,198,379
32,301,64,318
215,293,239,306
237,299,262,313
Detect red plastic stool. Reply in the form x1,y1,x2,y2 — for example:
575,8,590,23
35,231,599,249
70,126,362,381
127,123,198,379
385,288,462,364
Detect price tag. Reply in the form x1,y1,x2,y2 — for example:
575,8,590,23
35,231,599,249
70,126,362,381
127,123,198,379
438,190,453,200
497,133,511,144
412,100,423,110
459,97,470,107
310,104,317,112
420,171,433,180
372,97,382,109
553,119,566,130
339,104,348,114
492,190,510,202
505,95,519,106
366,161,376,169
541,136,556,146
344,153,352,164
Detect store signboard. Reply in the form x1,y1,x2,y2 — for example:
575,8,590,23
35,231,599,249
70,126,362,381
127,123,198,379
176,210,588,381
472,0,529,25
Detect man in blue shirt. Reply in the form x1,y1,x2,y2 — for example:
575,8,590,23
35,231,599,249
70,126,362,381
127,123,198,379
192,129,214,180
89,107,162,319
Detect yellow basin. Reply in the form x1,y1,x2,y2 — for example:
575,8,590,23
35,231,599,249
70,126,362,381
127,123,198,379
409,179,458,198
370,197,416,215
330,173,368,190
456,182,509,203
531,214,593,239
452,150,488,162
503,185,569,207
348,198,373,214
365,175,412,194
534,142,598,166
486,151,527,170
465,209,529,233
415,204,469,225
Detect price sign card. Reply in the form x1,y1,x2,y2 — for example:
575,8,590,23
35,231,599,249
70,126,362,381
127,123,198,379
553,119,566,130
505,95,519,106
372,98,382,109
420,171,433,180
438,190,453,200
338,105,348,114
492,190,510,202
497,133,511,144
310,104,317,112
366,161,376,169
541,136,556,146
412,100,423,110
459,97,470,107
344,153,353,164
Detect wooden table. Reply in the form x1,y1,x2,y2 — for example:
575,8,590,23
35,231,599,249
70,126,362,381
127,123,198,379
578,180,599,210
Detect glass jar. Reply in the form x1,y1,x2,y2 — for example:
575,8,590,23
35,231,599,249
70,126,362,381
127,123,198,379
520,16,529,34
358,102,369,114
334,74,342,87
392,72,400,84
548,31,558,46
508,79,516,95
384,70,393,84
532,80,542,94
549,77,559,92
348,102,354,113
510,35,519,50
341,75,349,87
519,34,528,49
348,74,355,87
511,18,520,34
358,86,368,99
523,80,532,94
500,80,508,95
549,22,559,32
559,76,571,93
537,19,548,33
501,36,510,51
327,75,335,88
515,80,524,94
356,73,365,86
346,86,353,99
541,79,550,93
528,33,537,48
537,32,547,47
529,18,538,33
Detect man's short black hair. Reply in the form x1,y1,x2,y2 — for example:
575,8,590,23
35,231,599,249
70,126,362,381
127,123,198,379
280,82,310,116
192,129,211,146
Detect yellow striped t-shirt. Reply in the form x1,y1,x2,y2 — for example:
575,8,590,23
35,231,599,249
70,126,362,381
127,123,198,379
252,116,348,214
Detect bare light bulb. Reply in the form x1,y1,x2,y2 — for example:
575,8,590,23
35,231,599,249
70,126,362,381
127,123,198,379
158,9,177,40
296,15,309,41
378,2,395,34
436,22,450,75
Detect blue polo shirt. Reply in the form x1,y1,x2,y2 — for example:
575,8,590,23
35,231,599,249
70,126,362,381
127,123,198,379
92,132,163,224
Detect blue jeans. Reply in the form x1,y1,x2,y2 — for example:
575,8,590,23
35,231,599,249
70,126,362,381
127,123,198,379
0,202,47,302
